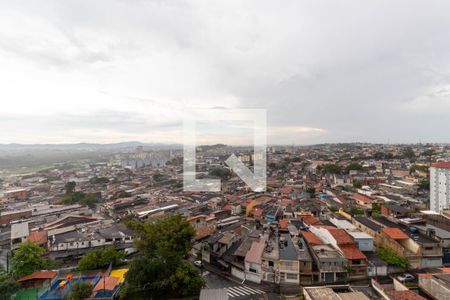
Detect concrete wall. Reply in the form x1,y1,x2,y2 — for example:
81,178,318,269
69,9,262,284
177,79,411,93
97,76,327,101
419,276,450,299
356,238,374,252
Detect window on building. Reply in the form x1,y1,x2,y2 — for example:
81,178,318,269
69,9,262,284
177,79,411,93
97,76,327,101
286,273,298,280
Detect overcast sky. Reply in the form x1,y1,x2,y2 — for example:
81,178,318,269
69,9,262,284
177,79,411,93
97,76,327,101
1,0,450,145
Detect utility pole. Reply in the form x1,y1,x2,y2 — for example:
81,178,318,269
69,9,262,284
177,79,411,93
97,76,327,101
6,250,9,273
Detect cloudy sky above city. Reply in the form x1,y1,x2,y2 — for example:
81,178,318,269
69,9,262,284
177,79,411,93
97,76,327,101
1,0,450,145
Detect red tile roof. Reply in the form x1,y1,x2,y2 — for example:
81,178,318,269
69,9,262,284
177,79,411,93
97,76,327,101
328,228,355,245
279,219,289,229
300,215,321,225
280,187,293,194
245,239,265,264
431,162,450,169
18,271,57,282
93,276,119,291
302,231,322,245
382,227,409,240
387,290,426,300
29,230,48,246
352,193,373,203
280,199,293,206
340,245,367,260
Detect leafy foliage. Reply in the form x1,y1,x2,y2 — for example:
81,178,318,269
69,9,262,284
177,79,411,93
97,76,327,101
89,176,110,184
353,181,363,189
66,281,93,300
349,207,365,216
0,272,19,300
421,149,436,157
111,190,132,200
305,185,316,195
62,191,98,206
78,246,125,270
318,163,342,174
64,181,76,194
209,167,231,180
410,165,429,173
11,241,50,279
373,151,394,160
377,247,409,269
127,215,195,257
401,147,416,159
152,172,164,182
345,163,363,173
419,179,430,191
121,215,203,299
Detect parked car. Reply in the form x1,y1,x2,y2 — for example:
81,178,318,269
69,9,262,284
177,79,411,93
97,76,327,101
397,273,415,282
194,260,203,268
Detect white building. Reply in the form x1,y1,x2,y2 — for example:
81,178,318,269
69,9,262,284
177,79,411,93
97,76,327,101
430,162,450,212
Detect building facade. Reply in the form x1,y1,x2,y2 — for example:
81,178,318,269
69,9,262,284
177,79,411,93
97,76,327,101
430,162,450,212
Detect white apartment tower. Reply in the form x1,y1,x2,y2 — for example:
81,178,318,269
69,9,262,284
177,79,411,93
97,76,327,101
430,162,450,212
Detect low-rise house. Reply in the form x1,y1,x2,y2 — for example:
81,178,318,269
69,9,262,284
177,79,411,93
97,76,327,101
28,229,48,248
347,231,374,252
0,209,32,225
202,231,240,265
48,223,133,253
278,233,300,284
11,222,29,249
374,216,443,268
294,237,316,284
352,193,374,208
310,243,347,283
364,251,388,277
379,227,422,269
352,216,383,244
245,239,265,283
381,204,411,219
17,271,57,289
228,231,261,281
419,270,450,299
303,286,370,300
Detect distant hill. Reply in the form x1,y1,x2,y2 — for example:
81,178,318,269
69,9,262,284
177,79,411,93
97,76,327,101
0,142,182,151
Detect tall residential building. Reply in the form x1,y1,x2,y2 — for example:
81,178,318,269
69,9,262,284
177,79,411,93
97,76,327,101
430,162,450,212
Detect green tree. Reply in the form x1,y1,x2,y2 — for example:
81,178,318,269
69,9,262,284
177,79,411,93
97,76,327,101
377,247,408,270
66,281,93,300
353,181,363,189
345,163,363,173
401,147,416,159
0,272,19,300
89,176,109,184
152,173,164,182
128,215,195,257
121,215,203,299
321,164,342,174
209,168,231,180
349,207,365,216
419,179,430,190
421,149,436,157
305,185,316,195
11,241,50,279
62,192,98,206
121,253,203,299
78,247,125,270
64,181,76,195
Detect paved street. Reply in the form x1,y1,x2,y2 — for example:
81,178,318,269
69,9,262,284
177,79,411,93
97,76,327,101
202,269,236,289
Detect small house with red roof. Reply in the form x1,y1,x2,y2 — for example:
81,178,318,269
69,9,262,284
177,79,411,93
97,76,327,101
17,271,57,288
